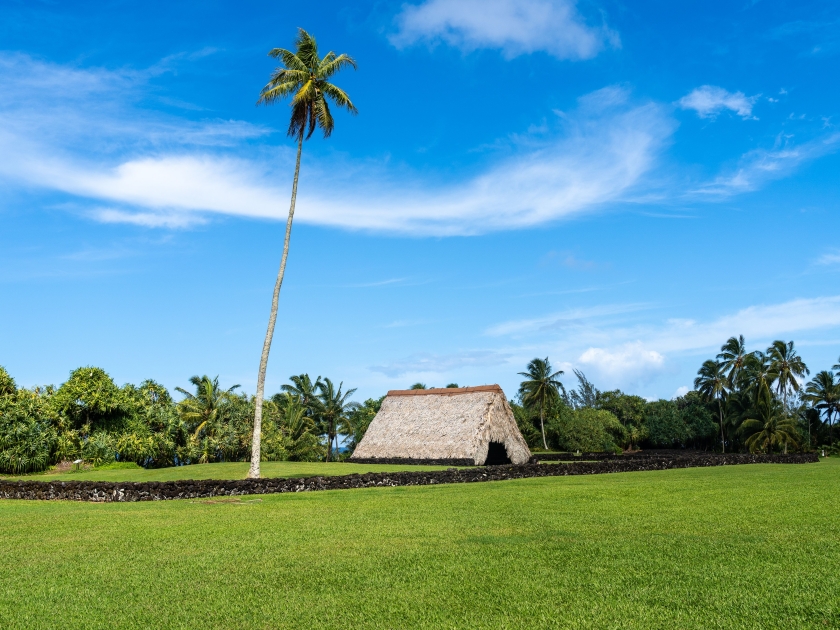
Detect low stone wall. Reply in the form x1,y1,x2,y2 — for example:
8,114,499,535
535,450,726,461
0,453,818,502
348,457,475,466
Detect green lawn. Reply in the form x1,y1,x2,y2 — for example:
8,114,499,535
1,460,838,629
0,460,456,482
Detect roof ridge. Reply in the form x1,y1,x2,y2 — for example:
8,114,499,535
386,385,503,397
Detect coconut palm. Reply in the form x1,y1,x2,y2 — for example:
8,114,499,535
315,378,359,462
717,335,748,386
742,351,773,405
518,358,565,450
804,371,840,447
248,29,357,478
175,376,240,439
766,340,809,407
740,393,799,454
694,360,728,452
280,373,323,416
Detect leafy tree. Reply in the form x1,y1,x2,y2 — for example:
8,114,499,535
445,383,459,388
315,378,359,462
804,371,839,447
598,390,646,427
766,340,809,407
548,407,623,453
694,360,728,452
0,389,59,473
53,367,129,432
409,383,428,390
0,366,16,396
518,357,565,450
643,400,690,448
675,391,717,448
249,28,358,479
565,370,599,409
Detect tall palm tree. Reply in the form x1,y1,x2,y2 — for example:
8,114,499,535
804,371,840,447
175,376,240,439
717,335,748,387
518,358,564,450
248,29,357,479
766,340,810,407
694,360,728,453
740,392,799,454
315,378,359,462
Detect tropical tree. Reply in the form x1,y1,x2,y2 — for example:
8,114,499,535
518,358,565,450
742,351,773,405
717,335,749,386
766,340,809,407
409,383,428,390
804,371,840,447
740,393,799,453
315,378,359,462
694,359,728,452
175,376,240,439
279,373,323,416
248,29,357,479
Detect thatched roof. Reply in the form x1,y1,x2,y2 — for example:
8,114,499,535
350,385,531,465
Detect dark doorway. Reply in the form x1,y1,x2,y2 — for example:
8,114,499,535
484,441,511,465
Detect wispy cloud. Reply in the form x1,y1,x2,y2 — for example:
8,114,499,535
390,0,620,60
816,251,840,266
485,302,651,337
693,131,840,195
677,85,759,119
369,350,511,377
0,54,675,235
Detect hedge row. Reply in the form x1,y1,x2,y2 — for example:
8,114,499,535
0,453,818,502
534,450,748,461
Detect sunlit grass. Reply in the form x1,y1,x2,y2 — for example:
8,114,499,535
0,460,837,629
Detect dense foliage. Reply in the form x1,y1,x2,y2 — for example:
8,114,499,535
0,366,354,474
513,337,839,455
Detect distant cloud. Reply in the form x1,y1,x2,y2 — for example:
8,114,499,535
578,342,665,381
672,386,689,399
369,350,510,377
390,0,620,60
677,85,758,119
0,54,674,235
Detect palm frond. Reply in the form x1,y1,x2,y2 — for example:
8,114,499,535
320,82,358,114
294,28,319,68
319,53,357,79
267,47,307,72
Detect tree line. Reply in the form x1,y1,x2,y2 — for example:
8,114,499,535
0,366,381,474
514,337,839,454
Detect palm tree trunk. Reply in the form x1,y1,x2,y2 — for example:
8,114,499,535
248,134,304,479
718,399,725,454
540,400,547,450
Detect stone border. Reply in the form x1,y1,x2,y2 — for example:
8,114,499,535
0,453,818,502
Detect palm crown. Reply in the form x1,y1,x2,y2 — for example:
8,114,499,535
258,28,357,139
518,357,565,450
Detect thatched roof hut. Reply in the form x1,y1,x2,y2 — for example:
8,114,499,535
350,385,532,466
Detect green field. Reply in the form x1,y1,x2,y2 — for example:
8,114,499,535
0,460,455,483
1,460,838,629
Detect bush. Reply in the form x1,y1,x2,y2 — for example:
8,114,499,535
549,407,625,453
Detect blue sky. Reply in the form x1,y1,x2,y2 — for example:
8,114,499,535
1,0,839,402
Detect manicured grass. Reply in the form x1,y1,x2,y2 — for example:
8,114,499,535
0,460,456,482
1,460,838,629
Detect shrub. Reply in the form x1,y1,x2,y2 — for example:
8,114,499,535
0,390,59,473
549,407,625,452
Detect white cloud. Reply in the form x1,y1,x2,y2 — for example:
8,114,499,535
694,131,840,195
369,350,510,377
390,0,620,60
0,53,674,235
677,85,758,119
578,342,665,380
672,385,689,399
